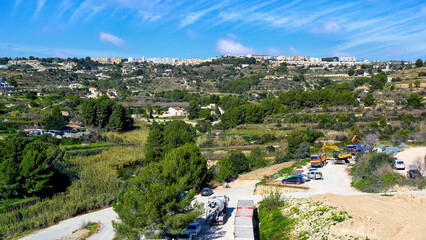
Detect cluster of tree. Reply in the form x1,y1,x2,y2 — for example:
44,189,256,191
321,57,339,62
82,96,134,132
269,63,289,75
407,93,423,108
292,74,305,82
415,59,424,68
286,129,323,155
114,121,208,237
218,95,248,110
0,57,11,65
144,121,197,163
278,88,358,109
219,104,265,129
0,138,68,199
215,147,267,182
70,57,102,70
217,72,266,94
44,106,68,130
188,95,221,120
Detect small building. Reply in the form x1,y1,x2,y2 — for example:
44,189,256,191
108,89,117,96
201,104,216,110
0,78,15,92
163,107,188,117
69,83,84,89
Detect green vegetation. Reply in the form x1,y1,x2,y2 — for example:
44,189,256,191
258,192,355,240
113,120,207,238
352,153,406,192
82,96,134,132
0,124,148,239
258,192,293,240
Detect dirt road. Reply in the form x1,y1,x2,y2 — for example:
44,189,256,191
21,208,118,240
394,146,426,176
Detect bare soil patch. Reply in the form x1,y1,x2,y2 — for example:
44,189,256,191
311,193,426,240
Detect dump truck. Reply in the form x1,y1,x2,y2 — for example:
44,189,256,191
310,153,326,167
206,195,229,225
234,200,255,240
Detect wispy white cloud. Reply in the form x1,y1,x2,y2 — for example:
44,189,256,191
216,39,254,55
99,32,125,48
289,46,299,55
34,0,47,17
180,1,228,28
83,5,105,23
138,11,162,22
311,21,343,34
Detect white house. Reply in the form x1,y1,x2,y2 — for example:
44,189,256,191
69,83,84,89
163,107,188,117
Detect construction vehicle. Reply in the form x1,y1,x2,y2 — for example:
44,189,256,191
310,153,326,167
206,195,229,225
322,143,352,164
351,135,360,144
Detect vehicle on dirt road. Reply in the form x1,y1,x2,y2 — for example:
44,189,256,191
206,195,229,225
310,154,326,167
393,160,405,170
282,176,305,184
308,170,323,180
296,174,310,182
407,169,421,179
184,223,201,237
201,188,213,196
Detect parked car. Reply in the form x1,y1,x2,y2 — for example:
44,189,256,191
201,188,213,196
184,223,201,237
407,169,422,179
393,160,405,170
176,232,193,240
282,176,305,184
308,170,323,180
296,174,310,182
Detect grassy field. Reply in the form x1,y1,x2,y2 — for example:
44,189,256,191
0,122,149,239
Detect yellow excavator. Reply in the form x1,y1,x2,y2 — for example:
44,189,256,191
322,143,352,164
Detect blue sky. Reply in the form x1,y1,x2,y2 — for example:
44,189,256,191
1,0,426,60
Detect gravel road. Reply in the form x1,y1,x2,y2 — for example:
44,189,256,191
394,146,426,176
20,208,118,240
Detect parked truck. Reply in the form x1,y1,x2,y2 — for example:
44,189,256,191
234,200,255,240
206,195,229,225
310,153,326,167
